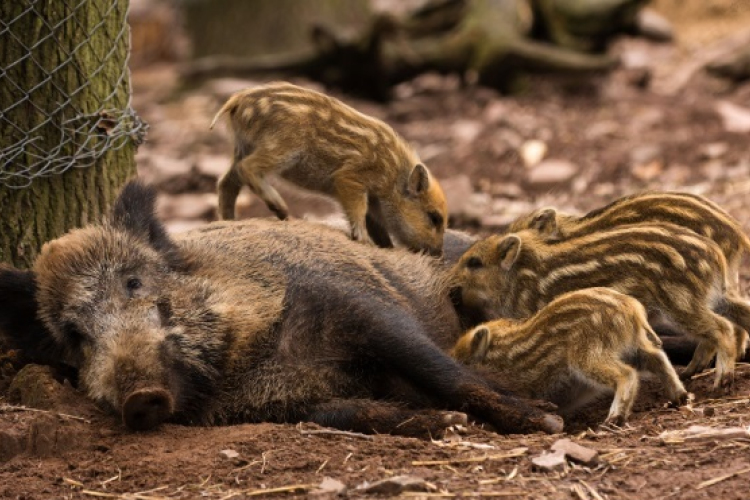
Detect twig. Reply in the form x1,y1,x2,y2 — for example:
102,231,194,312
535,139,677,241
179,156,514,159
299,429,374,441
0,404,90,423
580,480,605,500
238,484,315,498
412,447,528,466
400,493,527,498
696,466,750,490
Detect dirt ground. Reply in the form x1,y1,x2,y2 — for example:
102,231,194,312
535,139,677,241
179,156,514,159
3,2,750,499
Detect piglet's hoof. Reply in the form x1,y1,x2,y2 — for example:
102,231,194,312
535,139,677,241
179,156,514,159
440,411,468,427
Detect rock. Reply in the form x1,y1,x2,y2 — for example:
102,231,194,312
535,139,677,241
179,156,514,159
219,449,240,460
520,140,547,168
441,175,475,219
483,101,508,124
632,160,663,182
700,143,729,160
531,450,567,472
451,120,483,144
716,101,750,134
550,439,599,466
527,160,578,186
481,214,517,230
630,144,662,167
8,365,65,410
311,477,347,496
356,476,436,495
205,78,262,99
659,425,750,444
635,9,674,42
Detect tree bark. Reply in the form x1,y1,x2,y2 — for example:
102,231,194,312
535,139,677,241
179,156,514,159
183,0,371,59
0,0,137,268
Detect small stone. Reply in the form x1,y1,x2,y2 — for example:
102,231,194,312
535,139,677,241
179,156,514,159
550,438,599,466
699,142,729,160
219,449,240,460
531,450,567,472
527,159,578,186
356,476,436,495
635,8,674,42
632,160,663,181
311,477,347,496
630,144,662,167
520,140,548,168
716,101,750,134
157,193,217,221
490,183,524,199
195,155,230,178
483,101,508,124
451,120,483,144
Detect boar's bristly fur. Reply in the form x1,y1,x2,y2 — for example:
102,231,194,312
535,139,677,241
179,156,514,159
7,180,561,437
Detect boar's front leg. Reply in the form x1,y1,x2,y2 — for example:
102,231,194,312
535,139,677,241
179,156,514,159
307,399,467,438
335,294,563,435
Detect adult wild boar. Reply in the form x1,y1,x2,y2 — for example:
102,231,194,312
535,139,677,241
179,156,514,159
0,181,560,437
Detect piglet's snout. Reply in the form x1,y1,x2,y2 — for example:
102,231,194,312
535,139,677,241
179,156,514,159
122,388,174,431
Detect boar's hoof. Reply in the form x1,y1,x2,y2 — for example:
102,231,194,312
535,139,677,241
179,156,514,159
122,388,174,431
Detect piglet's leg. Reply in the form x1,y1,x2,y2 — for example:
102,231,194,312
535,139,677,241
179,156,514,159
333,172,372,245
307,399,466,438
345,295,563,434
235,151,290,220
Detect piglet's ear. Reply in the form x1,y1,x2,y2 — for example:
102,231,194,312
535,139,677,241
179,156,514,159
496,235,521,271
530,208,558,238
110,180,183,266
408,163,430,195
0,265,64,366
469,327,491,363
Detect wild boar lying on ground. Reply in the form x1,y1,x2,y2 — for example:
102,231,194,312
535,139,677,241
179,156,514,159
0,181,561,437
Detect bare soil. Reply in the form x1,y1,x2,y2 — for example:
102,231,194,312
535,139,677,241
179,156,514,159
3,5,750,499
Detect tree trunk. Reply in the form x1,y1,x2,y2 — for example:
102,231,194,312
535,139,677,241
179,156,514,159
183,0,372,59
0,0,138,269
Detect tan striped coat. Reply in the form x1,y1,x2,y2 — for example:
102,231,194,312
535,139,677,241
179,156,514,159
451,288,688,425
452,225,750,388
211,82,447,256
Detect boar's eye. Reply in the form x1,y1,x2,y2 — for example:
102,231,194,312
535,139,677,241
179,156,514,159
428,211,443,228
126,277,142,296
466,256,483,269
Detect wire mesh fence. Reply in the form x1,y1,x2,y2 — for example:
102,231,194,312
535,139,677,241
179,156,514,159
0,0,146,189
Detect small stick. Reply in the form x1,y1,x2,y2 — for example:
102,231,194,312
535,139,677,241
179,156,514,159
316,459,329,474
401,493,526,498
696,466,750,490
412,447,528,466
242,484,315,497
0,404,90,423
580,480,605,500
300,429,374,441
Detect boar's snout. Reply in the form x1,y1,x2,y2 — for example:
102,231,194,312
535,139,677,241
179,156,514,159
122,388,174,431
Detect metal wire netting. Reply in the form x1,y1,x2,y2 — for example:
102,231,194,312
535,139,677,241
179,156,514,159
0,0,147,188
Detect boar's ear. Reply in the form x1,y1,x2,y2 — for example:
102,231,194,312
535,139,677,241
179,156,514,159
496,235,521,271
0,265,64,366
530,208,558,238
111,180,184,266
407,163,430,195
469,327,491,362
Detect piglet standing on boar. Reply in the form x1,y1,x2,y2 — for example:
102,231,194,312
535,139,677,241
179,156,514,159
452,288,689,426
0,181,561,437
211,81,447,256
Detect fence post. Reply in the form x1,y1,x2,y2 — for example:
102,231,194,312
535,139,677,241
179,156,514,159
0,0,144,268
